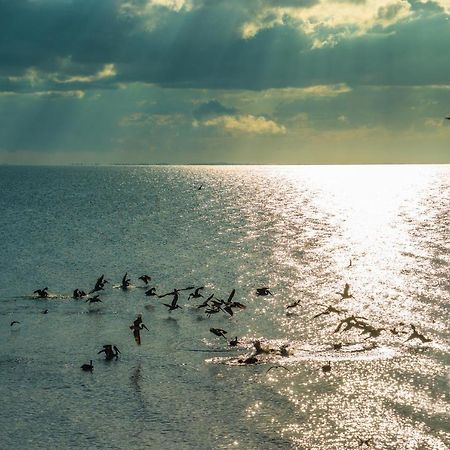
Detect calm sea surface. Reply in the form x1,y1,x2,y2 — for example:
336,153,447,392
0,165,448,449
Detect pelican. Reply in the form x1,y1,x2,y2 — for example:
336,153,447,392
98,345,120,360
278,344,290,357
130,316,149,345
197,294,215,309
210,328,227,339
85,295,102,304
321,361,332,373
313,304,346,319
121,272,131,289
138,275,151,285
188,287,204,301
33,287,48,298
358,437,374,447
10,321,20,326
162,294,182,312
238,356,258,365
90,275,108,293
405,324,431,343
267,365,290,373
286,300,301,309
42,309,49,314
334,315,368,333
336,283,354,299
145,287,157,296
256,287,272,296
361,325,385,339
229,336,239,347
81,360,94,372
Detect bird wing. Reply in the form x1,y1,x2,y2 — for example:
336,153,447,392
227,289,236,302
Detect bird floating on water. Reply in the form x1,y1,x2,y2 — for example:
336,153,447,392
81,360,94,372
10,321,20,326
33,287,49,298
321,361,332,373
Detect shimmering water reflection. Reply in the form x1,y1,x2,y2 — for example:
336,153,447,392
0,165,449,449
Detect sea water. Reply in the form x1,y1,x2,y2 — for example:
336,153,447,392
0,165,448,449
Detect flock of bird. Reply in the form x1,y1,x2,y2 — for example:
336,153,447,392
24,266,433,380
9,258,435,449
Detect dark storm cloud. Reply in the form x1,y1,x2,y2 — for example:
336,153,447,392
193,100,237,119
0,0,449,93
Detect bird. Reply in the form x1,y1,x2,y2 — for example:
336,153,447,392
445,117,450,120
197,184,203,190
145,287,157,296
197,294,215,309
187,287,204,301
357,437,374,447
138,275,151,285
210,328,227,339
405,324,431,343
41,309,49,314
347,259,352,268
286,300,301,309
121,272,131,289
266,365,290,373
10,321,20,326
256,287,272,296
98,345,120,360
361,325,385,339
85,295,102,304
90,274,108,293
162,294,182,312
321,361,332,373
334,315,368,333
33,287,49,298
336,283,354,299
130,316,149,345
229,336,239,347
313,304,347,319
81,360,94,372
238,356,258,365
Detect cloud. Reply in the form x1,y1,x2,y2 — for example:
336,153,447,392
193,100,237,119
201,114,286,135
0,0,449,93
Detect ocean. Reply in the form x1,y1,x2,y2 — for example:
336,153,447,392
0,165,448,449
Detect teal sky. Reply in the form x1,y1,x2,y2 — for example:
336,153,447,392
0,0,449,164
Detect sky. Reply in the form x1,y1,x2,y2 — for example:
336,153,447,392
0,0,449,164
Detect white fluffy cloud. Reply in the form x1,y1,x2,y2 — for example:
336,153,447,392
200,114,286,135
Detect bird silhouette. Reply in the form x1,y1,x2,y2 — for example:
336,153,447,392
81,360,94,372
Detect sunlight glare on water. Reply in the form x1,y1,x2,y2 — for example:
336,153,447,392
0,165,448,449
